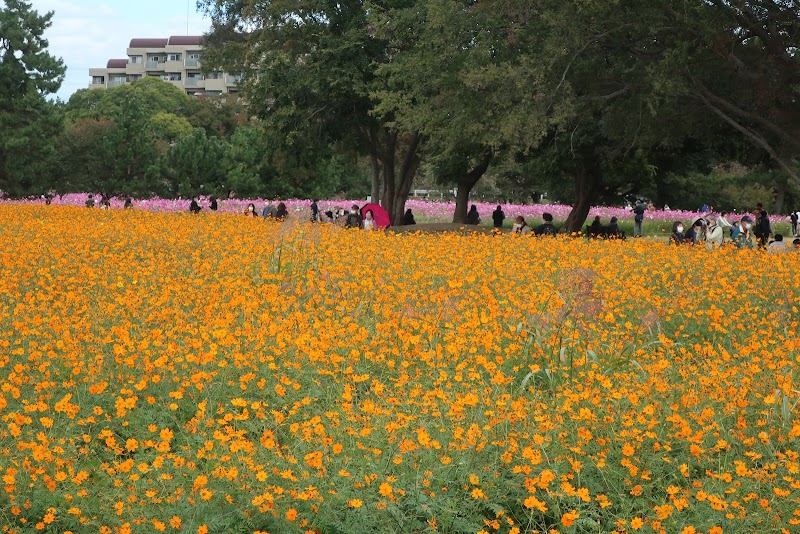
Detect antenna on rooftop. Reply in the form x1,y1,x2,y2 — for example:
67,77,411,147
187,0,190,35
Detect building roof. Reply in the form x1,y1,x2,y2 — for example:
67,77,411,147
168,35,203,46
129,38,169,48
106,59,129,69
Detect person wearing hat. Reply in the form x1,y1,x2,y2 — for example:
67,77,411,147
730,215,754,249
705,216,723,249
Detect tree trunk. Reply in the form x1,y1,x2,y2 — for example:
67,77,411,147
380,130,422,225
564,159,600,233
368,127,382,203
774,178,786,215
453,185,471,224
370,154,381,204
452,151,493,223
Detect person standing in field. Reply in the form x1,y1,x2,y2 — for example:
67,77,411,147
716,211,733,239
492,205,505,228
790,210,798,237
209,196,218,211
632,200,646,237
534,212,557,236
189,196,201,214
466,205,481,225
310,199,320,222
755,209,771,248
85,194,95,208
244,203,258,217
403,209,416,225
275,202,288,220
263,199,278,219
731,215,754,248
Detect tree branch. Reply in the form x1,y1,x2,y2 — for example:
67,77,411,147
690,74,800,151
693,89,800,185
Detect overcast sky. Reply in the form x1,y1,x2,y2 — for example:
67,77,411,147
31,0,212,101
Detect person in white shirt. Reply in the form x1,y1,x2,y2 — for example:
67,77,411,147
363,210,376,230
716,211,734,240
705,216,723,249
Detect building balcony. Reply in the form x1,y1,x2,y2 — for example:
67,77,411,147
225,74,241,85
185,77,205,88
185,58,200,68
108,79,127,87
145,60,162,70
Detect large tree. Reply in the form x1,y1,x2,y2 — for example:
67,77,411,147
197,0,424,223
0,0,64,196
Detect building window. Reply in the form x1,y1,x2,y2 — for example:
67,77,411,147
92,76,105,84
163,73,182,81
128,75,142,82
185,52,201,67
205,90,223,96
168,53,182,62
129,55,142,64
207,71,223,79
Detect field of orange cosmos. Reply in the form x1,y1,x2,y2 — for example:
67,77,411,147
1,205,799,534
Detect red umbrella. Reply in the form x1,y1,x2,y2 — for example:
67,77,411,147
361,203,391,229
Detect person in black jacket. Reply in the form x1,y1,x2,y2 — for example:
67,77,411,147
492,205,505,228
534,212,557,236
755,209,771,248
345,205,362,228
588,216,603,237
275,202,288,220
209,196,218,211
189,196,201,214
403,209,416,225
466,205,481,225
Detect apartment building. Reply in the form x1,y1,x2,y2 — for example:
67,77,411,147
89,36,240,96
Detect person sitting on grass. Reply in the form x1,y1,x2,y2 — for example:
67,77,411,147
345,205,362,228
606,216,621,237
705,216,723,249
793,238,800,249
588,216,603,237
534,212,557,236
670,221,687,245
767,234,790,253
403,209,416,225
730,215,754,249
512,216,532,235
363,210,376,231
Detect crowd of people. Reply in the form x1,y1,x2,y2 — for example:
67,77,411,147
670,203,800,252
79,194,800,250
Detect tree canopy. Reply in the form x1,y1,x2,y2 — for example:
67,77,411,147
0,0,65,196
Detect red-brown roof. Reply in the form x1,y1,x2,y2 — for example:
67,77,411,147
107,59,128,69
129,38,169,48
168,35,203,46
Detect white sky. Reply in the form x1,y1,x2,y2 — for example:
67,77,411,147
30,0,212,100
